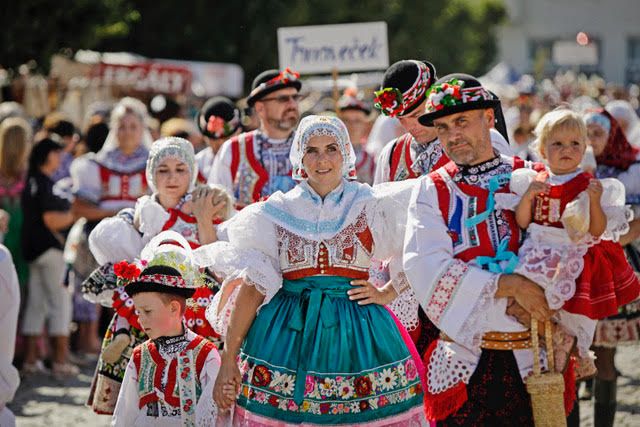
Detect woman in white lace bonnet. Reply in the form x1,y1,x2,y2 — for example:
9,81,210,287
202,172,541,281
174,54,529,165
201,114,427,425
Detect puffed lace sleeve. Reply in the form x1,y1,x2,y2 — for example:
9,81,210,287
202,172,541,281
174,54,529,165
135,195,170,243
562,177,632,243
368,179,417,260
194,203,282,336
88,208,144,265
600,178,632,241
368,180,421,330
70,155,101,203
494,167,537,211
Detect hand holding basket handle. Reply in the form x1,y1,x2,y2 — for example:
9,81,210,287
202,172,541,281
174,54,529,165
526,320,567,427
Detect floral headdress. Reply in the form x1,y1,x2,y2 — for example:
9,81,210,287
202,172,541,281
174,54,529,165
418,73,499,126
113,260,142,287
201,109,241,139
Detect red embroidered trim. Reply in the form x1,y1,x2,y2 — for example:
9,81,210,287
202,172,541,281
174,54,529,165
98,165,148,202
425,260,469,325
230,134,242,183
136,335,216,409
389,134,419,181
111,289,142,330
244,134,269,205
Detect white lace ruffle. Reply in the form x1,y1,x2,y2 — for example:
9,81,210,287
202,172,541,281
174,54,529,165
456,274,500,350
556,310,597,357
426,340,476,394
205,278,241,337
194,241,281,304
515,224,589,309
387,272,420,331
601,205,633,242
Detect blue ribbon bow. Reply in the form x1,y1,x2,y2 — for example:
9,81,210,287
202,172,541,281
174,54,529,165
464,173,512,228
475,238,519,274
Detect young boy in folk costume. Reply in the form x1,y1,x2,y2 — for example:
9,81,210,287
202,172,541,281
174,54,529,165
83,137,232,415
112,231,229,426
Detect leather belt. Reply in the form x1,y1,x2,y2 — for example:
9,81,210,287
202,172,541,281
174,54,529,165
441,330,532,350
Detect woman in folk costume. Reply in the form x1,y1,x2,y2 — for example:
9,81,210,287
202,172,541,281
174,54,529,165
66,97,153,358
582,109,640,426
69,96,152,232
197,115,427,426
133,136,232,343
112,231,224,426
83,137,232,414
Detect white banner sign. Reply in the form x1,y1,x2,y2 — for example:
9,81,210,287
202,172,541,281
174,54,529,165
278,22,389,74
552,41,599,66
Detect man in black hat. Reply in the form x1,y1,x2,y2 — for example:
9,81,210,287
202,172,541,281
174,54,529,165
197,96,242,182
370,61,513,362
373,60,512,184
404,74,579,425
209,68,302,208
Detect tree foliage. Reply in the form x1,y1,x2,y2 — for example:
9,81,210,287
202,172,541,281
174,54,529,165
1,0,506,86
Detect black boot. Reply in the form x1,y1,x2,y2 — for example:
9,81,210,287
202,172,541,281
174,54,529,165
594,378,617,427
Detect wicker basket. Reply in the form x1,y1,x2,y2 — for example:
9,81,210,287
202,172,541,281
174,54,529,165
525,320,567,427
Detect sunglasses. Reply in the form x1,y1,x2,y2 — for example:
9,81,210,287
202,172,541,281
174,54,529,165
259,94,304,104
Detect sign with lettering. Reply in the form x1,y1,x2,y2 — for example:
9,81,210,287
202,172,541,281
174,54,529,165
277,22,389,74
93,62,192,95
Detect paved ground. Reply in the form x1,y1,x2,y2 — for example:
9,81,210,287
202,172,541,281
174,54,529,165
8,345,640,426
578,344,640,427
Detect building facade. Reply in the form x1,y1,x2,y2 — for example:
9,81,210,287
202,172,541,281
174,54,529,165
497,0,640,84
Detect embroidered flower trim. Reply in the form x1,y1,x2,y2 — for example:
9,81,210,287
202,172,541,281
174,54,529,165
425,259,469,325
238,356,422,415
137,273,188,288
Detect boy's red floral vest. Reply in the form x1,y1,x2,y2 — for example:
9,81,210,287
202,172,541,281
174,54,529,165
132,335,216,410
